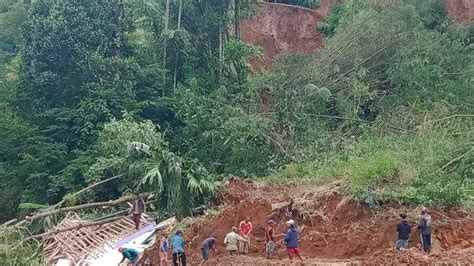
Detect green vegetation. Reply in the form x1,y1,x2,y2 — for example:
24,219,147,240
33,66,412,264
0,0,472,262
263,0,473,207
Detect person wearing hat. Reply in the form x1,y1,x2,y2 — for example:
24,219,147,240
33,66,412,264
284,220,303,263
265,220,281,259
224,226,248,255
118,247,139,266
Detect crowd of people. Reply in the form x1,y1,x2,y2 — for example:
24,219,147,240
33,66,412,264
119,208,433,265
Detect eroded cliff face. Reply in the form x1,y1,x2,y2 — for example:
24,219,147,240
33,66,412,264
241,3,326,69
446,0,473,25
241,0,472,69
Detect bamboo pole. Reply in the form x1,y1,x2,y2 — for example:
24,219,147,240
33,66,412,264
15,193,151,227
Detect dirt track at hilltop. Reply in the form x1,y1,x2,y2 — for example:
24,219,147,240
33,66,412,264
144,179,473,265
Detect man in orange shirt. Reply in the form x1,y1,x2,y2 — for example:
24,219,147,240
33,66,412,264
239,217,253,254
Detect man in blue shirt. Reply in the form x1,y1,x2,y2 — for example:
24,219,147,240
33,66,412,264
170,230,187,266
284,220,303,263
118,247,139,266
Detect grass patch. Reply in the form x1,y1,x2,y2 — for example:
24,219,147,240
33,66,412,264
261,120,473,208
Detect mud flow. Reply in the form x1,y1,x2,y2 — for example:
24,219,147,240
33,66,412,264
140,179,473,265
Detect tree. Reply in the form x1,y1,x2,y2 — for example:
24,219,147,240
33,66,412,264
0,0,29,69
11,0,140,209
131,143,217,220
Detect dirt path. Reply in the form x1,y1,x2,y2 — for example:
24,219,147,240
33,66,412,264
146,179,473,265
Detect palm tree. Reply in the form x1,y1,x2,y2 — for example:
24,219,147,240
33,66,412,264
127,142,217,220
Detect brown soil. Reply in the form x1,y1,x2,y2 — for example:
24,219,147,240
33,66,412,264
144,178,473,265
445,0,473,25
241,0,471,70
241,3,326,69
315,0,343,16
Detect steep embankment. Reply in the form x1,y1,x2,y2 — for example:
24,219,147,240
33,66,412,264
146,179,473,265
446,0,473,24
241,3,327,69
242,0,472,69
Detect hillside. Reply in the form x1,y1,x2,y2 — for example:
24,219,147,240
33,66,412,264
242,0,472,68
140,179,474,265
0,0,472,264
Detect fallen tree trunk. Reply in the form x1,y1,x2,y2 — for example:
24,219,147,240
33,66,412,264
2,218,17,227
3,175,125,228
15,192,151,227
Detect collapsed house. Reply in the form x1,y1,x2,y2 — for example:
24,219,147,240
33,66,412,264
42,212,175,265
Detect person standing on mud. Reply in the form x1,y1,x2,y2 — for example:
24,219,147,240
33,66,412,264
265,220,281,259
284,220,303,263
225,227,248,255
170,230,187,266
417,207,432,254
239,217,253,254
395,213,411,251
130,196,146,231
201,236,218,263
159,230,170,266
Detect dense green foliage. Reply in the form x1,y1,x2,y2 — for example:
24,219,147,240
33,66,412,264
0,2,472,263
263,0,473,207
0,0,260,222
0,0,472,263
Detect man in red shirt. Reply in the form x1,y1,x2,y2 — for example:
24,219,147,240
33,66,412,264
239,217,253,254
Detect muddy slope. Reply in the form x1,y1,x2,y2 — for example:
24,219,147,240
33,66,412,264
241,3,326,69
241,1,472,69
446,0,473,25
180,179,473,265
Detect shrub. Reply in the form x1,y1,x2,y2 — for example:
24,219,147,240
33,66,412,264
345,153,399,199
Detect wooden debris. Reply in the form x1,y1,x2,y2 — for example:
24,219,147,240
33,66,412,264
41,212,152,265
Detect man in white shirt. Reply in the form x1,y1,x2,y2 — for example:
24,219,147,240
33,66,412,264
224,227,248,255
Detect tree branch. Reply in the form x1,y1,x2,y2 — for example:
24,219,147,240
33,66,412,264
50,175,123,210
4,175,124,228
14,193,151,227
435,152,469,174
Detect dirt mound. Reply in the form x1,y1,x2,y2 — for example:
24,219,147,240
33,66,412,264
147,179,473,265
366,246,474,265
241,3,325,69
446,0,473,25
206,255,356,265
366,248,431,265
